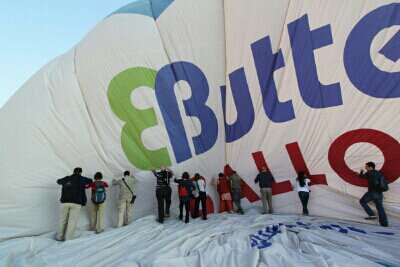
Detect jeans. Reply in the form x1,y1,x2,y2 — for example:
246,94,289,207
156,186,172,223
232,188,243,212
360,191,388,227
298,191,309,215
179,200,190,222
194,191,207,219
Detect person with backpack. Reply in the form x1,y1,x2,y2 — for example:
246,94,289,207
56,167,92,241
112,171,137,227
152,166,174,224
254,167,274,214
358,162,388,227
192,173,208,220
228,171,244,214
174,172,196,223
86,172,109,233
292,172,311,215
213,173,233,213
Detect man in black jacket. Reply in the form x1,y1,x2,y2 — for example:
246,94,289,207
358,162,388,227
56,167,92,240
255,167,274,214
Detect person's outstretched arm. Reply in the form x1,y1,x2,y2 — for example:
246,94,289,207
270,172,275,182
83,177,93,185
358,169,369,179
112,178,120,186
57,176,67,185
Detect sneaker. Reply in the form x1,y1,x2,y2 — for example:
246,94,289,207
364,216,378,220
165,213,171,218
228,211,234,214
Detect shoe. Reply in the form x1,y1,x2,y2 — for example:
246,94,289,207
185,219,189,224
96,230,104,234
364,216,378,220
202,217,207,221
158,220,164,224
165,213,171,218
179,215,183,221
239,210,244,215
261,212,266,215
55,237,64,241
228,211,234,214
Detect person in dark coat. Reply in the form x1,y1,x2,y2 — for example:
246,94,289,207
174,172,195,223
152,166,174,223
358,162,388,227
56,167,92,241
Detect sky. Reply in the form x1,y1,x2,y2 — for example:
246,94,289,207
0,0,134,107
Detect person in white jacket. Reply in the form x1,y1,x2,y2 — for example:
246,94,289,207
292,172,311,215
112,171,137,227
192,173,208,220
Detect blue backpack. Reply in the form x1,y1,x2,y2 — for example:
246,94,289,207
92,181,106,204
374,172,389,192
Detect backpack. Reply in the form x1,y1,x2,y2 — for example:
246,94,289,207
92,181,106,204
61,177,80,202
178,185,188,197
374,172,389,192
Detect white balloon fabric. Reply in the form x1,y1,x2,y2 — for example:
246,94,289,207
0,0,399,240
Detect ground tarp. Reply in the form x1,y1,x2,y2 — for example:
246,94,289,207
1,209,399,266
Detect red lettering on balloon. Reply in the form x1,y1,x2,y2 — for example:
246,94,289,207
251,152,293,195
286,142,328,186
328,128,400,187
224,164,261,202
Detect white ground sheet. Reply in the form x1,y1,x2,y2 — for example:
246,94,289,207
1,208,399,267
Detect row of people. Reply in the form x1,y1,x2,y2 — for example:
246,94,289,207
56,161,388,240
56,169,136,241
152,167,208,223
252,162,388,226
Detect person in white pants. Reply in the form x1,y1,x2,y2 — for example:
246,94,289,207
113,171,137,227
57,203,81,241
86,172,109,234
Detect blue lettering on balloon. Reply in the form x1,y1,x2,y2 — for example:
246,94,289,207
220,67,255,143
155,61,218,163
344,3,400,98
251,36,295,122
288,14,343,108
